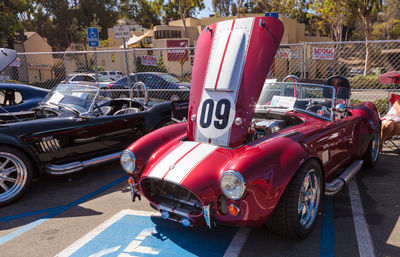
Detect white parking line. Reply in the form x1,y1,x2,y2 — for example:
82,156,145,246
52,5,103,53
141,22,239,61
387,216,400,247
348,180,376,257
223,228,251,257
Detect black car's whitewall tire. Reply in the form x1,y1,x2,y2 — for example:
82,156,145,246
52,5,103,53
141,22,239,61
266,159,322,239
0,146,33,207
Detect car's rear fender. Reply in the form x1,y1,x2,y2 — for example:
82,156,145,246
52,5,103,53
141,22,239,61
350,102,380,157
144,102,173,132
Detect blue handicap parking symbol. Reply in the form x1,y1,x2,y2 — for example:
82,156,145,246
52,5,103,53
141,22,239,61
87,27,99,48
60,210,238,257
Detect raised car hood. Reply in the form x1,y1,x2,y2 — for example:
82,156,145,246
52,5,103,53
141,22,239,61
0,48,17,72
187,17,284,148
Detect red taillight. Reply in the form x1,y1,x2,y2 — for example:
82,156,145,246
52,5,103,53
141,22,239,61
108,83,115,88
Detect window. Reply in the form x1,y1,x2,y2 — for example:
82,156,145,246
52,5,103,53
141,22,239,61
0,90,23,106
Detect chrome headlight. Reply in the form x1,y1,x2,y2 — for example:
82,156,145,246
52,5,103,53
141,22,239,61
220,170,246,200
120,150,136,174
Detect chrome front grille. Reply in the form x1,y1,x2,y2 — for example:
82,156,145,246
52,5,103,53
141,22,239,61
141,178,203,215
37,138,61,153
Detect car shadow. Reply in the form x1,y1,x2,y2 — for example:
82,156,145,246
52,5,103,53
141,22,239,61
0,161,128,231
149,215,237,257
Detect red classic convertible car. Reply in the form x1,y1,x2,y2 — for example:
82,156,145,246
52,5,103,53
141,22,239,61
120,17,380,238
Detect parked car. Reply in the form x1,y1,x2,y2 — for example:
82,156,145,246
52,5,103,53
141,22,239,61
120,17,380,239
108,72,190,101
63,73,113,88
100,70,123,81
0,48,48,113
0,83,48,113
0,83,173,206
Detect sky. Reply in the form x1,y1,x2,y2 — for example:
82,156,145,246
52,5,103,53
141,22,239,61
195,0,214,18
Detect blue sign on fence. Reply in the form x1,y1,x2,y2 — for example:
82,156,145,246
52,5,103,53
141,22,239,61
265,12,279,19
87,27,99,48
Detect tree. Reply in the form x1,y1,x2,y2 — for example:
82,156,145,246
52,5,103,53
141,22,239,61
119,0,162,29
340,0,383,75
0,0,27,47
212,0,231,17
162,0,204,38
311,0,354,41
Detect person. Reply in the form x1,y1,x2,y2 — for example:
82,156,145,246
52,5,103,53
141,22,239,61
381,98,400,143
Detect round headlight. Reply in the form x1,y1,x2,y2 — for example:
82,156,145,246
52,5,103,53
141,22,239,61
220,170,246,200
120,150,136,174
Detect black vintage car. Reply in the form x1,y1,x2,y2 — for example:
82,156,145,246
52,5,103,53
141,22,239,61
0,83,172,206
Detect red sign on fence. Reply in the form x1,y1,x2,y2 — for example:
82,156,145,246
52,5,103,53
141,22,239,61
167,40,189,61
141,55,158,66
312,48,335,60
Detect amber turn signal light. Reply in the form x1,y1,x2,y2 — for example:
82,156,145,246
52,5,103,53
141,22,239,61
229,204,240,216
128,177,134,186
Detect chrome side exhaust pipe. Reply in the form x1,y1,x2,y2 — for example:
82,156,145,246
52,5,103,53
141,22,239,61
325,160,364,196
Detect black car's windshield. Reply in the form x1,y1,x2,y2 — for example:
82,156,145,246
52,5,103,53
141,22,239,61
43,84,99,113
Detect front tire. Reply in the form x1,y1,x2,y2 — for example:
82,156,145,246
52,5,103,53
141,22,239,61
0,146,33,207
266,159,322,239
363,127,380,168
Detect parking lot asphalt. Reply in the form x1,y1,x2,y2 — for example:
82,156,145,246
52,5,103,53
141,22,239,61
0,141,399,257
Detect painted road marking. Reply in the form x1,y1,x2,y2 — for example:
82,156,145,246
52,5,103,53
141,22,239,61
320,197,335,257
348,180,376,257
57,209,247,257
387,216,400,247
0,175,127,246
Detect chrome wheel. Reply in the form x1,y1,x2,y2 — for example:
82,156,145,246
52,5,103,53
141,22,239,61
298,169,321,229
0,152,28,203
371,130,380,163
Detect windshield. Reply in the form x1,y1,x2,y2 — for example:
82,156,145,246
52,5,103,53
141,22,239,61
96,74,113,82
257,82,335,120
158,74,181,83
43,84,99,113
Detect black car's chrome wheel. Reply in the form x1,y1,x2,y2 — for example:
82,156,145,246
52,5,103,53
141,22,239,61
0,147,33,207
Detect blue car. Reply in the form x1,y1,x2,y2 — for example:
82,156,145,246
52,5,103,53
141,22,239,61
0,83,48,113
108,72,190,101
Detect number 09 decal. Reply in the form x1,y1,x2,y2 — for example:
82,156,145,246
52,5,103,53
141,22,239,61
197,92,235,139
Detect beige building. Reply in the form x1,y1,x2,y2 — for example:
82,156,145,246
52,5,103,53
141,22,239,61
102,14,333,79
13,32,55,83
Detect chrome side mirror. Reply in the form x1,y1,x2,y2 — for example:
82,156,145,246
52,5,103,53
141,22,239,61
78,112,91,120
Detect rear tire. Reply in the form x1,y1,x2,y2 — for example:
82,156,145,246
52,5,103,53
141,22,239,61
363,126,381,168
266,159,322,239
0,146,33,207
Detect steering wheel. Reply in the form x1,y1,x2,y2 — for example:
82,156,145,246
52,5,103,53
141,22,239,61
306,104,325,113
91,103,103,116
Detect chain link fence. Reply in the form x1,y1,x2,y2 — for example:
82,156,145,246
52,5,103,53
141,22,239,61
2,40,400,113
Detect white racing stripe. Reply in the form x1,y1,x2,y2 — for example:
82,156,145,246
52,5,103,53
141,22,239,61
147,141,195,179
148,141,218,184
164,143,218,184
348,180,376,257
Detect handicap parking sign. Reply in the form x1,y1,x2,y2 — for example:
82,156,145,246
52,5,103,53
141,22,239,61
57,210,238,257
88,27,99,48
